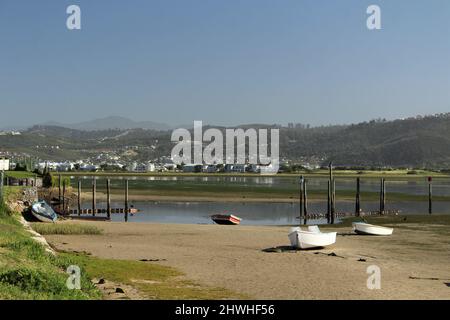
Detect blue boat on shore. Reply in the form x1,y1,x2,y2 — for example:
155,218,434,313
31,200,57,223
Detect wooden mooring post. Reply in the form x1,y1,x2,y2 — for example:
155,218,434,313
77,180,81,217
331,178,336,224
355,177,361,217
379,178,386,214
302,178,308,225
107,179,111,219
92,177,96,217
327,180,331,223
124,179,129,222
428,177,432,214
299,176,304,227
62,180,66,215
329,162,336,224
58,174,62,211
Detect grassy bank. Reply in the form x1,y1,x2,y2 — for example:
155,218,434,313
0,186,242,299
0,203,101,299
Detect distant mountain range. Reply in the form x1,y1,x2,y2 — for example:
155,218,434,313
40,116,172,131
2,114,450,168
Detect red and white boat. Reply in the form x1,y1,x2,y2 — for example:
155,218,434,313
211,214,242,225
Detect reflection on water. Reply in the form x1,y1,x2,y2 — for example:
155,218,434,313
72,175,450,225
73,175,450,197
84,200,450,226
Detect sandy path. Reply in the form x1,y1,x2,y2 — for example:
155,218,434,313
45,222,450,299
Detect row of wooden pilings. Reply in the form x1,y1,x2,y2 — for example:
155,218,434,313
58,176,130,222
299,163,340,225
299,164,434,225
54,170,435,225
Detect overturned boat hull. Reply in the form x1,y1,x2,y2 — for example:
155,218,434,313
352,222,393,236
31,200,57,223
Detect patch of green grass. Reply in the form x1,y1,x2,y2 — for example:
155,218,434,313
1,186,25,207
0,211,101,299
4,171,37,179
0,200,13,218
69,254,245,300
50,175,71,188
0,189,101,300
30,223,103,235
1,187,242,300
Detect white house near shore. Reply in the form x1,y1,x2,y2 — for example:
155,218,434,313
146,162,156,172
0,157,10,171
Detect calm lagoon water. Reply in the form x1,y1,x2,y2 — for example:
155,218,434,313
74,175,450,197
86,200,450,226
73,175,450,225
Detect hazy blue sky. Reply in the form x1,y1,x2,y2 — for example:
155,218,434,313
1,0,449,128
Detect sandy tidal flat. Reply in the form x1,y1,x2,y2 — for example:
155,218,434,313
45,221,450,299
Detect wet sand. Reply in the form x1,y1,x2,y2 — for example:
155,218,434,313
45,221,450,299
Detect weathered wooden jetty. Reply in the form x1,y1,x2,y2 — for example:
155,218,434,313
68,208,138,215
54,176,137,222
46,169,436,225
67,216,111,222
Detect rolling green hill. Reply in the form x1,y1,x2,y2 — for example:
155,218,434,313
2,114,450,168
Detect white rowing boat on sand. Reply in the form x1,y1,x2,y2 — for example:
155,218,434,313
352,222,393,236
288,226,336,249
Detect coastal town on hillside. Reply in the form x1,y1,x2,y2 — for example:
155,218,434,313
0,154,313,174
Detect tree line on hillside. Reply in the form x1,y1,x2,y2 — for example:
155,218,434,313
1,114,450,168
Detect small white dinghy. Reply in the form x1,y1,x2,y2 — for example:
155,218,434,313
352,222,393,236
288,226,337,249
